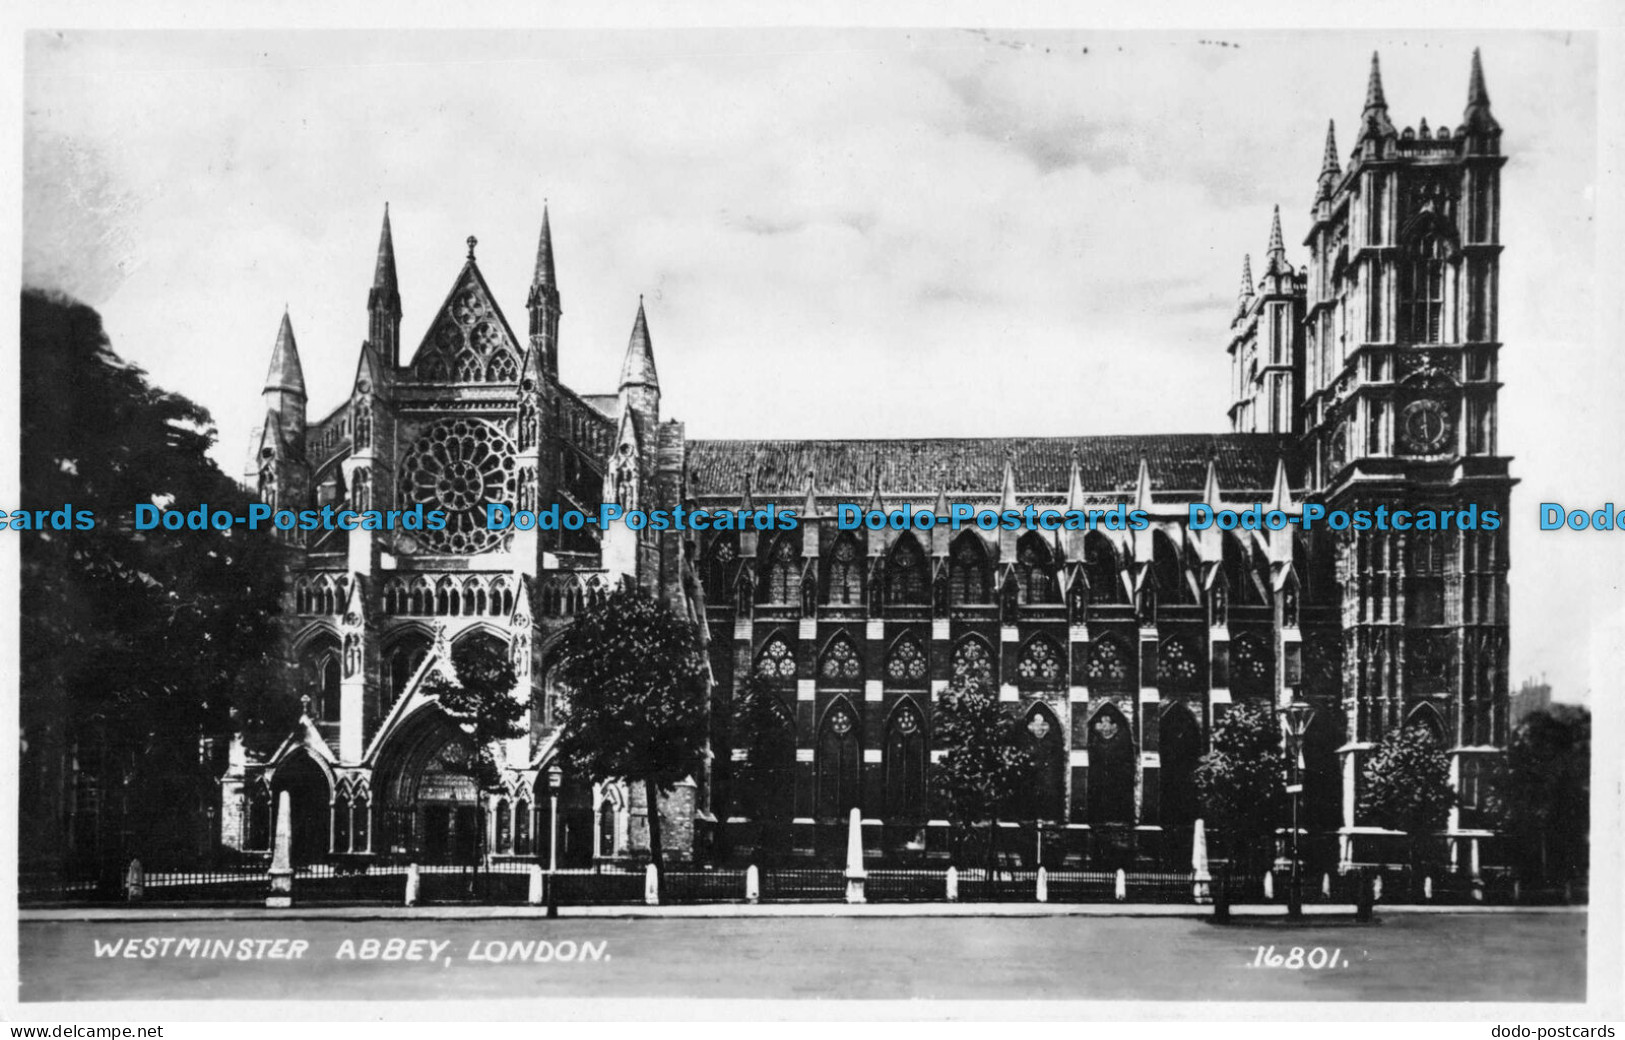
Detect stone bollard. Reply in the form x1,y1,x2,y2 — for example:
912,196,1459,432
1322,873,1332,899
843,807,867,905
1114,868,1126,902
1263,871,1274,901
404,863,421,907
645,864,660,906
1423,875,1433,901
1036,866,1048,903
1373,875,1383,903
125,859,144,904
946,866,959,903
745,865,760,904
528,864,544,906
266,789,295,909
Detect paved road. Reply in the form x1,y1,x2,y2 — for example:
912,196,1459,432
18,911,1586,1004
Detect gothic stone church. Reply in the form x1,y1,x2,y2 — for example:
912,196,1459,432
226,51,1511,871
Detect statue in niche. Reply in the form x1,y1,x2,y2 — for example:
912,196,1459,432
933,566,949,614
1067,580,1088,626
1282,584,1300,628
800,569,819,618
343,634,360,678
1210,581,1228,627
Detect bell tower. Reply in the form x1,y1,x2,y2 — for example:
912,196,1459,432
1300,51,1511,860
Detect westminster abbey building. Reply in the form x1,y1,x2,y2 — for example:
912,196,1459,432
223,50,1511,872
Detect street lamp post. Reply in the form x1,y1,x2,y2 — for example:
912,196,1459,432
547,766,562,872
1282,699,1315,919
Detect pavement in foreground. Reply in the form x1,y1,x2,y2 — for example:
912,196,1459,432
17,911,1586,1004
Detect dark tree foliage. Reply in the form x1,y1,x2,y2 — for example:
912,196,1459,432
422,638,525,792
1489,705,1590,883
420,636,525,868
1359,724,1457,884
929,679,1032,873
731,675,798,865
18,289,291,871
1195,699,1287,873
552,587,710,869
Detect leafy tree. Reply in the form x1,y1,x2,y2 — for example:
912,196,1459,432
19,289,291,873
552,587,710,870
731,675,798,865
929,680,1032,877
1489,705,1590,884
420,635,526,867
1359,724,1456,887
1195,699,1288,874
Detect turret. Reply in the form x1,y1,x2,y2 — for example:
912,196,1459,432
1462,48,1501,151
1357,52,1396,148
1315,121,1341,203
526,205,561,382
367,204,403,367
262,309,307,456
618,297,660,437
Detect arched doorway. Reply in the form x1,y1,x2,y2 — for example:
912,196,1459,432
271,752,331,866
374,708,482,865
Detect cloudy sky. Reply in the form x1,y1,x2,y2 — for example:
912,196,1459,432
21,28,1612,701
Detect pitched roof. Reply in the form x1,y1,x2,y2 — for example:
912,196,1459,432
685,434,1298,499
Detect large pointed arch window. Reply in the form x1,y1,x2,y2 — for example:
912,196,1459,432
1087,705,1135,825
385,633,431,707
754,635,797,684
824,533,865,605
818,633,863,686
1083,532,1124,604
950,637,995,692
1015,635,1066,691
883,702,927,822
885,533,930,605
1400,232,1448,345
1229,631,1273,698
1016,532,1058,603
885,634,929,687
1018,705,1066,822
760,532,802,605
701,532,739,606
1158,702,1203,829
949,532,990,604
816,703,862,820
1085,634,1134,693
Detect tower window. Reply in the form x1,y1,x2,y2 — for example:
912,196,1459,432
1399,233,1447,344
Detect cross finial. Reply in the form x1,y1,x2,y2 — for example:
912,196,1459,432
466,235,478,260
299,694,313,719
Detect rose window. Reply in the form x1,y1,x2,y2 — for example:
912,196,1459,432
1016,639,1064,687
398,418,518,554
886,639,928,683
755,638,796,680
820,639,862,682
951,640,994,690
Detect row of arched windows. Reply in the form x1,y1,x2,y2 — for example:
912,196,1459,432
703,530,1091,608
751,630,1219,694
382,575,517,618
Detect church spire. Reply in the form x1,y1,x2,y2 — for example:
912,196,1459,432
367,203,403,366
1236,254,1254,317
1316,120,1342,201
1359,52,1396,142
618,297,660,434
1463,47,1501,136
1264,205,1290,277
526,204,562,382
533,203,557,289
264,309,306,399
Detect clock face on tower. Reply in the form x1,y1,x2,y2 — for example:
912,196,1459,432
1401,398,1452,455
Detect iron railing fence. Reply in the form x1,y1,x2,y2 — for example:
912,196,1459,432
758,868,847,903
660,869,748,904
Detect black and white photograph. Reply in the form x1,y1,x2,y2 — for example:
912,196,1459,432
6,10,1620,1024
